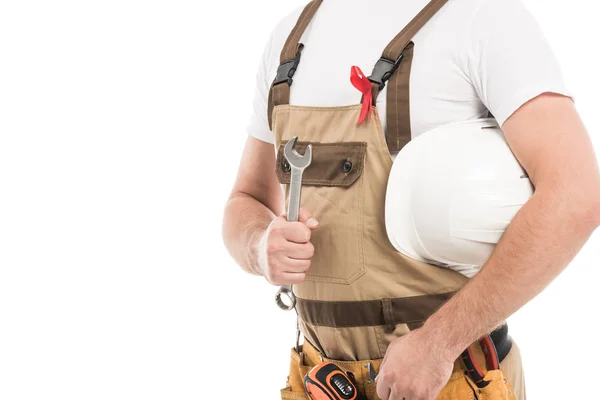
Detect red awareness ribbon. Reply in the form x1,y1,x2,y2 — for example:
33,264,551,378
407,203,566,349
350,66,373,124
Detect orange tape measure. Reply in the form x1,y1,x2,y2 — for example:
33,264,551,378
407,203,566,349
303,362,362,400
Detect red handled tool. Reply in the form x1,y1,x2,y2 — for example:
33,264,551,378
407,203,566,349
460,334,500,388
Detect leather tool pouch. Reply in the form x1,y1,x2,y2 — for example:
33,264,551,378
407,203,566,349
438,339,515,400
281,341,516,400
437,368,515,400
280,346,312,400
281,343,381,400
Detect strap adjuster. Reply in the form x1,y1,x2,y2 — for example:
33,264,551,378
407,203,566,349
273,45,304,86
368,54,404,90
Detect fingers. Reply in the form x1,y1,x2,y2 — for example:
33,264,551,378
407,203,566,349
281,208,318,230
298,207,319,229
284,241,315,260
376,367,391,400
280,257,311,273
279,271,307,284
282,221,312,243
389,391,419,400
264,259,309,285
378,383,408,400
376,368,418,400
261,210,317,286
377,385,391,400
389,390,406,400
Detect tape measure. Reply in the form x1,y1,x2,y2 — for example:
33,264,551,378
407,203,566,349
303,362,362,400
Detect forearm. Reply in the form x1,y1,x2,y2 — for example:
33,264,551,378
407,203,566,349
422,187,600,359
222,192,278,276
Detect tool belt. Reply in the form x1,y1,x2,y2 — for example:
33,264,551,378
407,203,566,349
281,325,516,400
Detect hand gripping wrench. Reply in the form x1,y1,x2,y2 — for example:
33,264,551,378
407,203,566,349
275,136,312,311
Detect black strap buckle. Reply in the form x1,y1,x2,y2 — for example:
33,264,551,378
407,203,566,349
273,45,304,86
368,54,404,90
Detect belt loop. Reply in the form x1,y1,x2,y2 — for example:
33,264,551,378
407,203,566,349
381,299,395,333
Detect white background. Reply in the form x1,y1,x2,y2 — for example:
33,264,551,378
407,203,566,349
0,1,598,399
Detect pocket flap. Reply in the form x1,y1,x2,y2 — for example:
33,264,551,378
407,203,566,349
276,141,367,187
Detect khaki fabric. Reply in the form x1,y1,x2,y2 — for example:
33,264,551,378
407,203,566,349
280,340,526,400
273,104,468,360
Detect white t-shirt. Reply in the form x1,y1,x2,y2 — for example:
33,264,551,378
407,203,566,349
246,0,570,145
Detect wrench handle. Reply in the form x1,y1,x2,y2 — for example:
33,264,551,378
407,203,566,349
287,168,304,222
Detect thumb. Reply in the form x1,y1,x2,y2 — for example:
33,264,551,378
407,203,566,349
298,207,319,229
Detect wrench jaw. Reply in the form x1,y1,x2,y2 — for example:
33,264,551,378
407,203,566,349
275,284,296,311
284,137,312,170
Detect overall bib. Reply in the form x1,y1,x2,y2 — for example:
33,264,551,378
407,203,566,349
268,1,526,398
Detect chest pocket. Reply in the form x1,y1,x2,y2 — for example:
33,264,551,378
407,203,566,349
276,141,367,285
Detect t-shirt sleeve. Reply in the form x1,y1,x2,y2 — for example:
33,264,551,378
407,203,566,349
465,0,571,126
246,33,276,145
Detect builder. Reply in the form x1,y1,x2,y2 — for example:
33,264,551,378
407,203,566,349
222,0,600,399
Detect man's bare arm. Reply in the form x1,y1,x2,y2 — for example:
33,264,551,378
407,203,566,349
422,93,600,358
222,136,317,281
222,137,284,275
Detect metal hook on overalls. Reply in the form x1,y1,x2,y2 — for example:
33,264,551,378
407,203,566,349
275,136,312,311
296,320,303,357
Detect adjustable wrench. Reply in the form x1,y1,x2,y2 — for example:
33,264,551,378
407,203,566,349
275,136,312,311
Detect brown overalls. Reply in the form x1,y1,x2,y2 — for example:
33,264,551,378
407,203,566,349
267,0,526,398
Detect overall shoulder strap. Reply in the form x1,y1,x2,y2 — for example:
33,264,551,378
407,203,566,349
369,0,449,153
267,0,324,130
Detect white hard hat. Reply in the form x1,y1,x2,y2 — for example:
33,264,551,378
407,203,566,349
385,118,534,278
